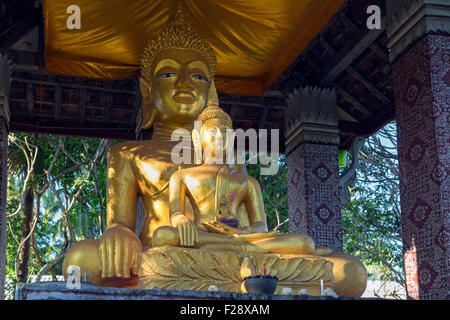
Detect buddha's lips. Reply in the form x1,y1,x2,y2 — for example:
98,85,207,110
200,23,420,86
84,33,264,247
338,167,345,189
173,91,196,103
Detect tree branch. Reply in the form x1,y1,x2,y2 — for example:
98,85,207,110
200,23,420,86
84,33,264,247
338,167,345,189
6,136,38,220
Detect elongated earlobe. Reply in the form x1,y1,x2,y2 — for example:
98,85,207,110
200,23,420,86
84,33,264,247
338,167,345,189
139,77,157,129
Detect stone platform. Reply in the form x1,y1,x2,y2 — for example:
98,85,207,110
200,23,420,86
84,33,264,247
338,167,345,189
15,281,362,300
138,247,334,295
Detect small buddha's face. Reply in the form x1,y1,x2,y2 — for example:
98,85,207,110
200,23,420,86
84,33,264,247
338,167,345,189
201,118,231,156
151,48,210,124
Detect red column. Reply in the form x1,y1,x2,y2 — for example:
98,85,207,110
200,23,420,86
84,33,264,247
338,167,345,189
287,144,342,252
392,34,449,299
285,87,342,252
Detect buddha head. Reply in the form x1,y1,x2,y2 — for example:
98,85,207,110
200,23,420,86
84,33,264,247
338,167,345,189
193,101,233,162
140,6,217,127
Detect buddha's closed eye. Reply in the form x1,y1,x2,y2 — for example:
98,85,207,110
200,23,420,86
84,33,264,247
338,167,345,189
192,74,208,82
156,73,177,78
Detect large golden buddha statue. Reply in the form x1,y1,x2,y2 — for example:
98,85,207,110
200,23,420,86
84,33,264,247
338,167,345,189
63,6,217,284
63,6,367,297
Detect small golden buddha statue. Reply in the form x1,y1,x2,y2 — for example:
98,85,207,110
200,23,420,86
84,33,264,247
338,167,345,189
152,103,315,255
215,195,239,227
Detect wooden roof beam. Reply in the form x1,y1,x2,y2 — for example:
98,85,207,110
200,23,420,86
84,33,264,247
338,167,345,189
79,88,86,124
337,106,359,122
346,66,391,105
316,37,390,119
54,85,62,122
336,85,373,118
339,121,367,136
316,32,392,106
11,74,136,95
0,6,39,49
229,105,238,122
340,15,358,32
318,14,387,87
26,83,34,118
0,49,42,66
369,42,389,63
258,107,270,129
318,38,336,56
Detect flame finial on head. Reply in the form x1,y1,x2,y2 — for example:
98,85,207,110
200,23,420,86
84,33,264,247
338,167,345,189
140,3,217,83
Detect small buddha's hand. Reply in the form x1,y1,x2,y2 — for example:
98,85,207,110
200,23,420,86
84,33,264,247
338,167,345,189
172,214,198,247
98,224,142,279
203,220,251,235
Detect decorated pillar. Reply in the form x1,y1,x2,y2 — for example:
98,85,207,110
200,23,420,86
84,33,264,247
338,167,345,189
0,53,12,300
285,87,342,252
387,0,450,299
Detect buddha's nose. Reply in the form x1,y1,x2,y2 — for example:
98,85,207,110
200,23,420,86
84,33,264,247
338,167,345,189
175,71,194,91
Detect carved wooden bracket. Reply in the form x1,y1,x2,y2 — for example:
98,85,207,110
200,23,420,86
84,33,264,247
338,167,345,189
285,87,340,154
386,0,450,62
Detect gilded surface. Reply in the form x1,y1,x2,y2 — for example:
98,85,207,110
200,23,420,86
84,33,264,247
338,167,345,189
138,247,334,296
140,5,217,86
151,103,316,256
64,9,219,282
61,5,368,297
44,0,345,94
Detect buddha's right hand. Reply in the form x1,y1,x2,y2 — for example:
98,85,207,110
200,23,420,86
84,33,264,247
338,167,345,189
172,213,198,247
98,224,142,279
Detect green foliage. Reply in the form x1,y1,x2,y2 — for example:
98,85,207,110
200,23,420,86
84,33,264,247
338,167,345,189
341,123,405,286
342,193,404,282
246,154,289,233
5,133,113,299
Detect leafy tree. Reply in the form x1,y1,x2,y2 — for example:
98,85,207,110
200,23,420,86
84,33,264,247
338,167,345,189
341,122,405,292
4,133,112,299
246,155,289,233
